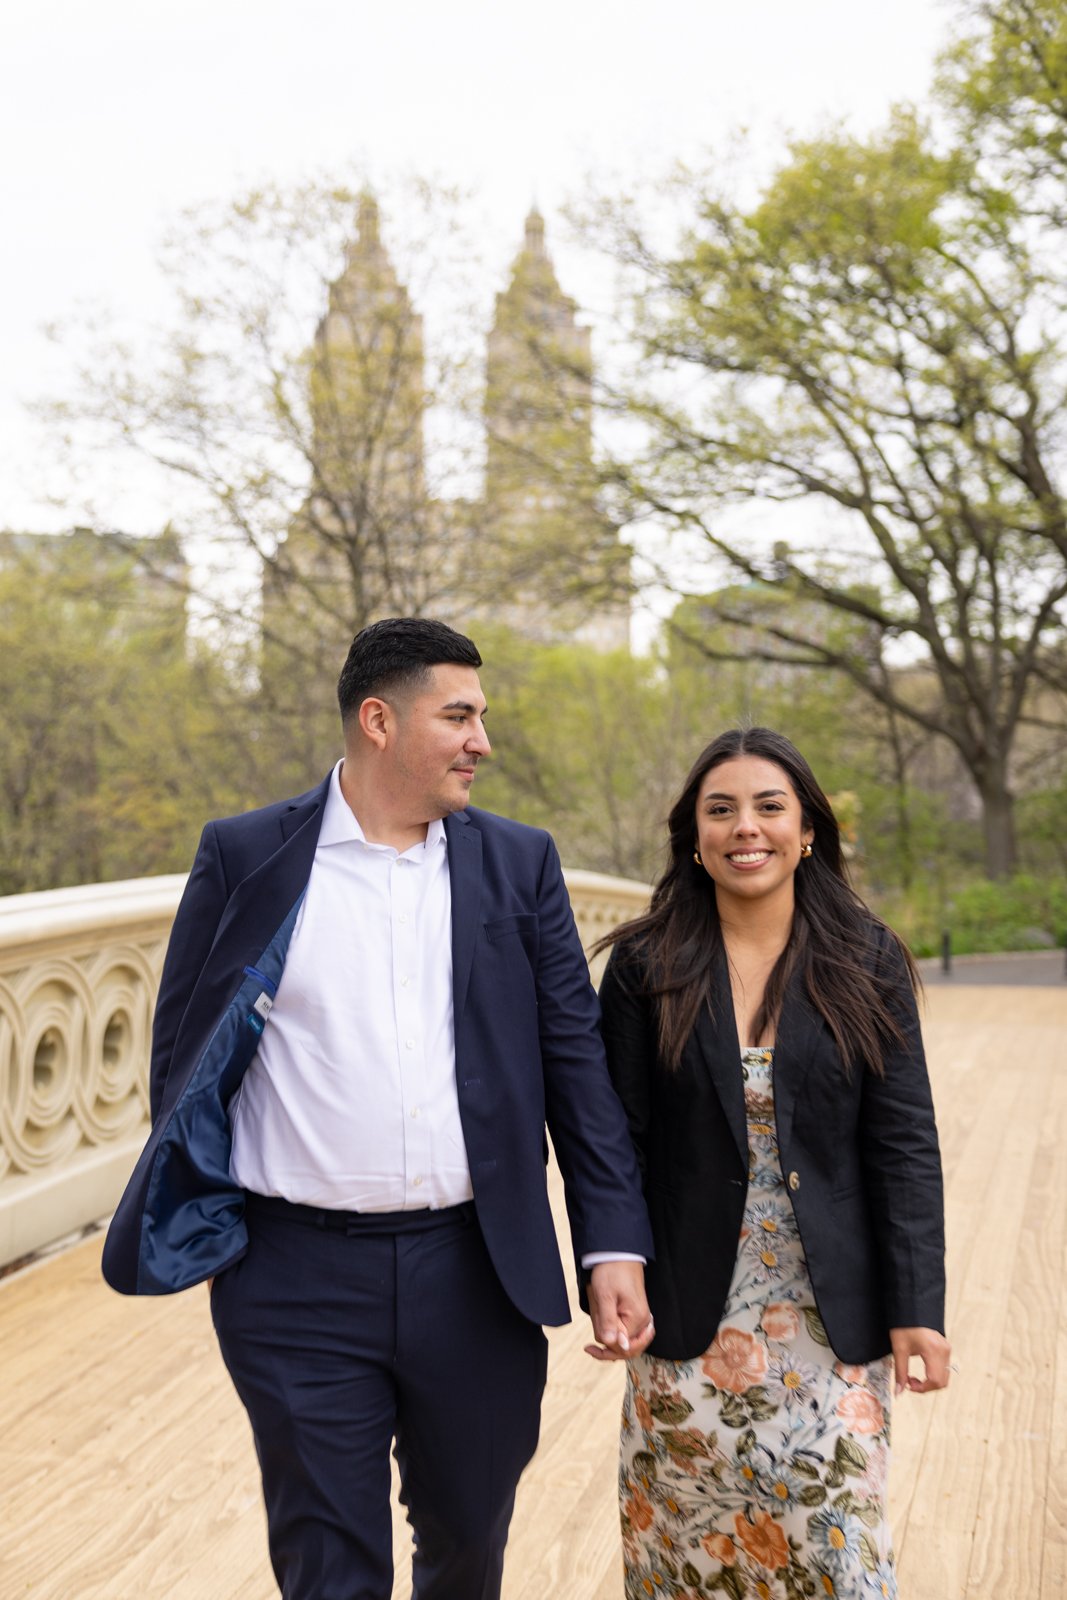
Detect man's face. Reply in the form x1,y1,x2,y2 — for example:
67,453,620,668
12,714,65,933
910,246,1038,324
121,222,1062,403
386,664,491,821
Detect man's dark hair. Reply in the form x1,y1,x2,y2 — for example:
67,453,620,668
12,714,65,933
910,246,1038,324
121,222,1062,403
337,617,482,726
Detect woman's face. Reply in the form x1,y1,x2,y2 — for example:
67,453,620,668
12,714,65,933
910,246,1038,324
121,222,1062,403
693,755,814,912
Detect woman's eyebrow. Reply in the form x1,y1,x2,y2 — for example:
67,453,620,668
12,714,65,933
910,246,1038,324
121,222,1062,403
702,788,787,801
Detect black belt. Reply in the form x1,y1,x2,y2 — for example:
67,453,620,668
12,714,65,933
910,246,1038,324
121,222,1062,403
244,1191,477,1236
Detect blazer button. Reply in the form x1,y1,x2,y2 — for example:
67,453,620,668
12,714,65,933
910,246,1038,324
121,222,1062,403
787,1171,800,1191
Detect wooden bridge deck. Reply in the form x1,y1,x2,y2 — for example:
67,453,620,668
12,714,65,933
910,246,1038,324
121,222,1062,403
2,985,1065,1598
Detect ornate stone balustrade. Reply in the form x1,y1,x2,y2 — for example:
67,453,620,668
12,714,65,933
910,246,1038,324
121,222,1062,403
565,868,650,985
0,877,184,1268
0,868,648,1269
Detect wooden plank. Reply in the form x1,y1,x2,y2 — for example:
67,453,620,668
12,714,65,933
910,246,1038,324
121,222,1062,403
1044,1287,1067,1598
890,988,1024,1557
2,985,1064,1599
1040,1003,1067,1600
893,988,1065,1600
959,1013,1067,1598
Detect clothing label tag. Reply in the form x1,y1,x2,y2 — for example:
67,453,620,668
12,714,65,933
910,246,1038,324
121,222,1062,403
253,991,274,1022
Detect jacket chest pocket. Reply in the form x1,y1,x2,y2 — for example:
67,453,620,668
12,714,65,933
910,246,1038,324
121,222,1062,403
483,912,540,980
479,913,540,1017
484,911,538,941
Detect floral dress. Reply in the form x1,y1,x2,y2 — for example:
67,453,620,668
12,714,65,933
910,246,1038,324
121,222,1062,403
619,1048,896,1600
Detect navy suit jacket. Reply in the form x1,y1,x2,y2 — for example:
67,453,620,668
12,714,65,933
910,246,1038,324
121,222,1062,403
102,776,653,1325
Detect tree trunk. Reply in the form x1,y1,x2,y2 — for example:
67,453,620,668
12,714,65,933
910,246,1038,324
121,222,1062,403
977,764,1017,880
882,705,914,891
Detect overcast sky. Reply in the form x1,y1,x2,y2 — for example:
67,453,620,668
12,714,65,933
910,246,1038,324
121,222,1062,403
2,0,957,532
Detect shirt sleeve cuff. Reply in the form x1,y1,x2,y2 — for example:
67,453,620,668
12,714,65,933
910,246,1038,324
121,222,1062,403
580,1251,647,1269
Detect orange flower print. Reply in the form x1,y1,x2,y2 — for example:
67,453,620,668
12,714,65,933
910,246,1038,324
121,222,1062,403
734,1508,789,1570
634,1389,653,1431
626,1487,655,1532
701,1327,769,1393
834,1361,867,1384
761,1302,800,1341
700,1532,736,1565
836,1387,885,1435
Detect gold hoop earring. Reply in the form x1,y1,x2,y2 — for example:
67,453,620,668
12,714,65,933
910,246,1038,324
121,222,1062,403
800,842,813,859
693,850,703,867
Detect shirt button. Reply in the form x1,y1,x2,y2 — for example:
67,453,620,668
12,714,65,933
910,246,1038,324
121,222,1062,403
410,1106,420,1118
398,914,408,925
788,1171,800,1191
412,1175,423,1188
405,1039,415,1050
400,976,410,988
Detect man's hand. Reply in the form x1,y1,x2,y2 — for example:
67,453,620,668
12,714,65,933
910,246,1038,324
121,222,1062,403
889,1326,951,1395
584,1261,655,1363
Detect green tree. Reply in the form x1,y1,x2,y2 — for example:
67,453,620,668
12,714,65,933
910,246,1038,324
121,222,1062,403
940,0,1067,213
473,629,703,883
582,11,1067,878
0,533,264,893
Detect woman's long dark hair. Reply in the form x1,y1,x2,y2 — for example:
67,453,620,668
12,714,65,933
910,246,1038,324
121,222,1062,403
598,727,919,1075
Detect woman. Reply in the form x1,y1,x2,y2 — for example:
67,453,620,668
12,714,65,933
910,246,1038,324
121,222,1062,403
593,728,948,1600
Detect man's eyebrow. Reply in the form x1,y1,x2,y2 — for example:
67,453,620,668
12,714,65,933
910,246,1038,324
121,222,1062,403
441,699,488,715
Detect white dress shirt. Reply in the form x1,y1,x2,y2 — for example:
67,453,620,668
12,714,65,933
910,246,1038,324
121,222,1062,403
229,761,472,1210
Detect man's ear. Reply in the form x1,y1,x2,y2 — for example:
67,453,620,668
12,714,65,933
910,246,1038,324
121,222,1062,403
357,696,390,750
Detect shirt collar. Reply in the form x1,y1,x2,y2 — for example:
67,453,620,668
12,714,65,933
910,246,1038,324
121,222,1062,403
318,759,447,857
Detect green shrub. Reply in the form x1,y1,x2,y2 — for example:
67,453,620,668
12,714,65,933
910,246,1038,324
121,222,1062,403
872,874,1067,958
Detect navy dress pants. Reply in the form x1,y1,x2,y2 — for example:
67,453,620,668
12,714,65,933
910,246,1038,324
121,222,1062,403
210,1195,549,1600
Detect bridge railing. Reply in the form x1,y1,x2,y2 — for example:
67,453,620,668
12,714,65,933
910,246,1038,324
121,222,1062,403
0,869,649,1270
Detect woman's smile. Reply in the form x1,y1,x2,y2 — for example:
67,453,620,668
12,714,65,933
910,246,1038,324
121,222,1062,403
695,755,814,906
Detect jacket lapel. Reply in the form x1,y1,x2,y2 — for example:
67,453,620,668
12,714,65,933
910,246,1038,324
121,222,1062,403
208,776,329,973
692,946,749,1169
444,810,482,1021
161,776,331,1100
769,977,824,1155
690,949,826,1168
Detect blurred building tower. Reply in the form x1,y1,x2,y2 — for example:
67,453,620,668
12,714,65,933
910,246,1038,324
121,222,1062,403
262,193,436,698
310,192,427,532
482,208,629,649
265,198,629,707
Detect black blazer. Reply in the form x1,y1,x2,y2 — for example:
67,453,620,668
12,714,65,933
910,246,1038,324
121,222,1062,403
598,924,945,1365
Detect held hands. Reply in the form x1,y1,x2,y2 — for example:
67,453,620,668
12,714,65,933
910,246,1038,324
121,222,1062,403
889,1325,952,1396
584,1261,655,1363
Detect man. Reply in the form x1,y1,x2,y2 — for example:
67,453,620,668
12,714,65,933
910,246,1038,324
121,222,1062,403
103,617,654,1600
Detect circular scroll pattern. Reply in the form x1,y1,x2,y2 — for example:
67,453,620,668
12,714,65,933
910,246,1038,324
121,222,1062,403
0,937,164,1179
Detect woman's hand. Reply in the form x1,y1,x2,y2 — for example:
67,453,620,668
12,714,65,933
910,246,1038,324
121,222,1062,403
584,1261,656,1362
889,1325,951,1395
